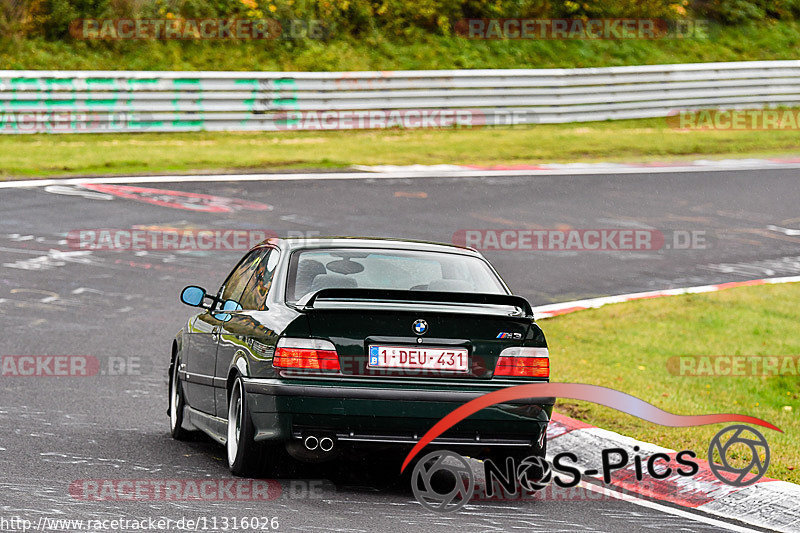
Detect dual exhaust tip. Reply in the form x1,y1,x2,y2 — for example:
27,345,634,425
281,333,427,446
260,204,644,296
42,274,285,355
304,435,335,452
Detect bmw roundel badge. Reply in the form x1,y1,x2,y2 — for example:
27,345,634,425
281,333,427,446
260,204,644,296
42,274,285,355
412,319,428,335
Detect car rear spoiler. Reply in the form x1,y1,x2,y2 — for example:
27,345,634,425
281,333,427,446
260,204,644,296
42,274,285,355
299,288,533,317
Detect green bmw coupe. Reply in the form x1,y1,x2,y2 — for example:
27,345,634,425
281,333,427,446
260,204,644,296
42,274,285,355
169,237,552,476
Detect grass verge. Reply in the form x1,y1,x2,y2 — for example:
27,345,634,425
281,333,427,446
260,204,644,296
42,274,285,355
3,117,800,179
543,282,800,484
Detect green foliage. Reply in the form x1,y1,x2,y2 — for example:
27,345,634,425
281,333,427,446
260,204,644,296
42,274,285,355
12,0,696,39
15,0,800,40
4,2,800,72
693,0,800,23
3,19,800,71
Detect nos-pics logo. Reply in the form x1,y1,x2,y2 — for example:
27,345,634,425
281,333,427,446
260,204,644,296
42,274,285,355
411,424,770,513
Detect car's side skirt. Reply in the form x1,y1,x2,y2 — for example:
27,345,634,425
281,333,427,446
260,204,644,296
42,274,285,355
184,405,228,445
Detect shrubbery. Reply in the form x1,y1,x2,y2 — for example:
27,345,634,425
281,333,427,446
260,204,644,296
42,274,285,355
1,0,797,40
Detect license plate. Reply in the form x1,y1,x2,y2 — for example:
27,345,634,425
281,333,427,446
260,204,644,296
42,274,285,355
368,345,469,372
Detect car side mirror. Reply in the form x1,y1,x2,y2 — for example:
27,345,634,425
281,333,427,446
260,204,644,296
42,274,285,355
181,286,209,308
222,299,243,312
214,299,243,322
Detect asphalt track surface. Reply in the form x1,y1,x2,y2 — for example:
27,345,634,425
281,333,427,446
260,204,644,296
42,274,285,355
1,169,799,532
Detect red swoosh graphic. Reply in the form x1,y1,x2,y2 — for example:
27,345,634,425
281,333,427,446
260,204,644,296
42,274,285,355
400,382,781,472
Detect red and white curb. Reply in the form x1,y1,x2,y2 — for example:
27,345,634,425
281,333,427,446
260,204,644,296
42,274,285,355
535,276,800,532
4,156,800,189
546,413,800,532
353,156,800,175
532,275,800,319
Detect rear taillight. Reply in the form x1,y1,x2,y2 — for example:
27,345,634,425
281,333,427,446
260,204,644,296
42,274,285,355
273,338,340,371
494,347,549,378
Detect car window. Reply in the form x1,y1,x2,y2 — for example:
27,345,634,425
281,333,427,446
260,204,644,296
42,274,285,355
239,249,278,310
219,249,267,304
286,248,506,303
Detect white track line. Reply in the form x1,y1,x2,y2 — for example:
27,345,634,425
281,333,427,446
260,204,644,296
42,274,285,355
4,161,800,189
533,275,800,319
578,481,760,533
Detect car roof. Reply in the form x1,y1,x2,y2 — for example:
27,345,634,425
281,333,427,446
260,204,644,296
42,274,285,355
256,236,480,255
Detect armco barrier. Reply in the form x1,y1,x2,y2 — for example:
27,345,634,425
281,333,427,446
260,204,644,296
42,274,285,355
2,60,800,133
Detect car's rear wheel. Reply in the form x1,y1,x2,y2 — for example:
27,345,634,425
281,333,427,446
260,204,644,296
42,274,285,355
169,358,191,440
227,376,264,476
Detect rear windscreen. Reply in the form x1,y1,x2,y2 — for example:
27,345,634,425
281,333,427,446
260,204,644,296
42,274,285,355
286,248,507,303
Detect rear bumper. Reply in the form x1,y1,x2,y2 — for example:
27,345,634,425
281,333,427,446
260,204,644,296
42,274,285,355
242,377,553,446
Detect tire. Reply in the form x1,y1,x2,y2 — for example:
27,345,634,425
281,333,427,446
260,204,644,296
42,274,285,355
169,357,191,440
227,376,265,477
